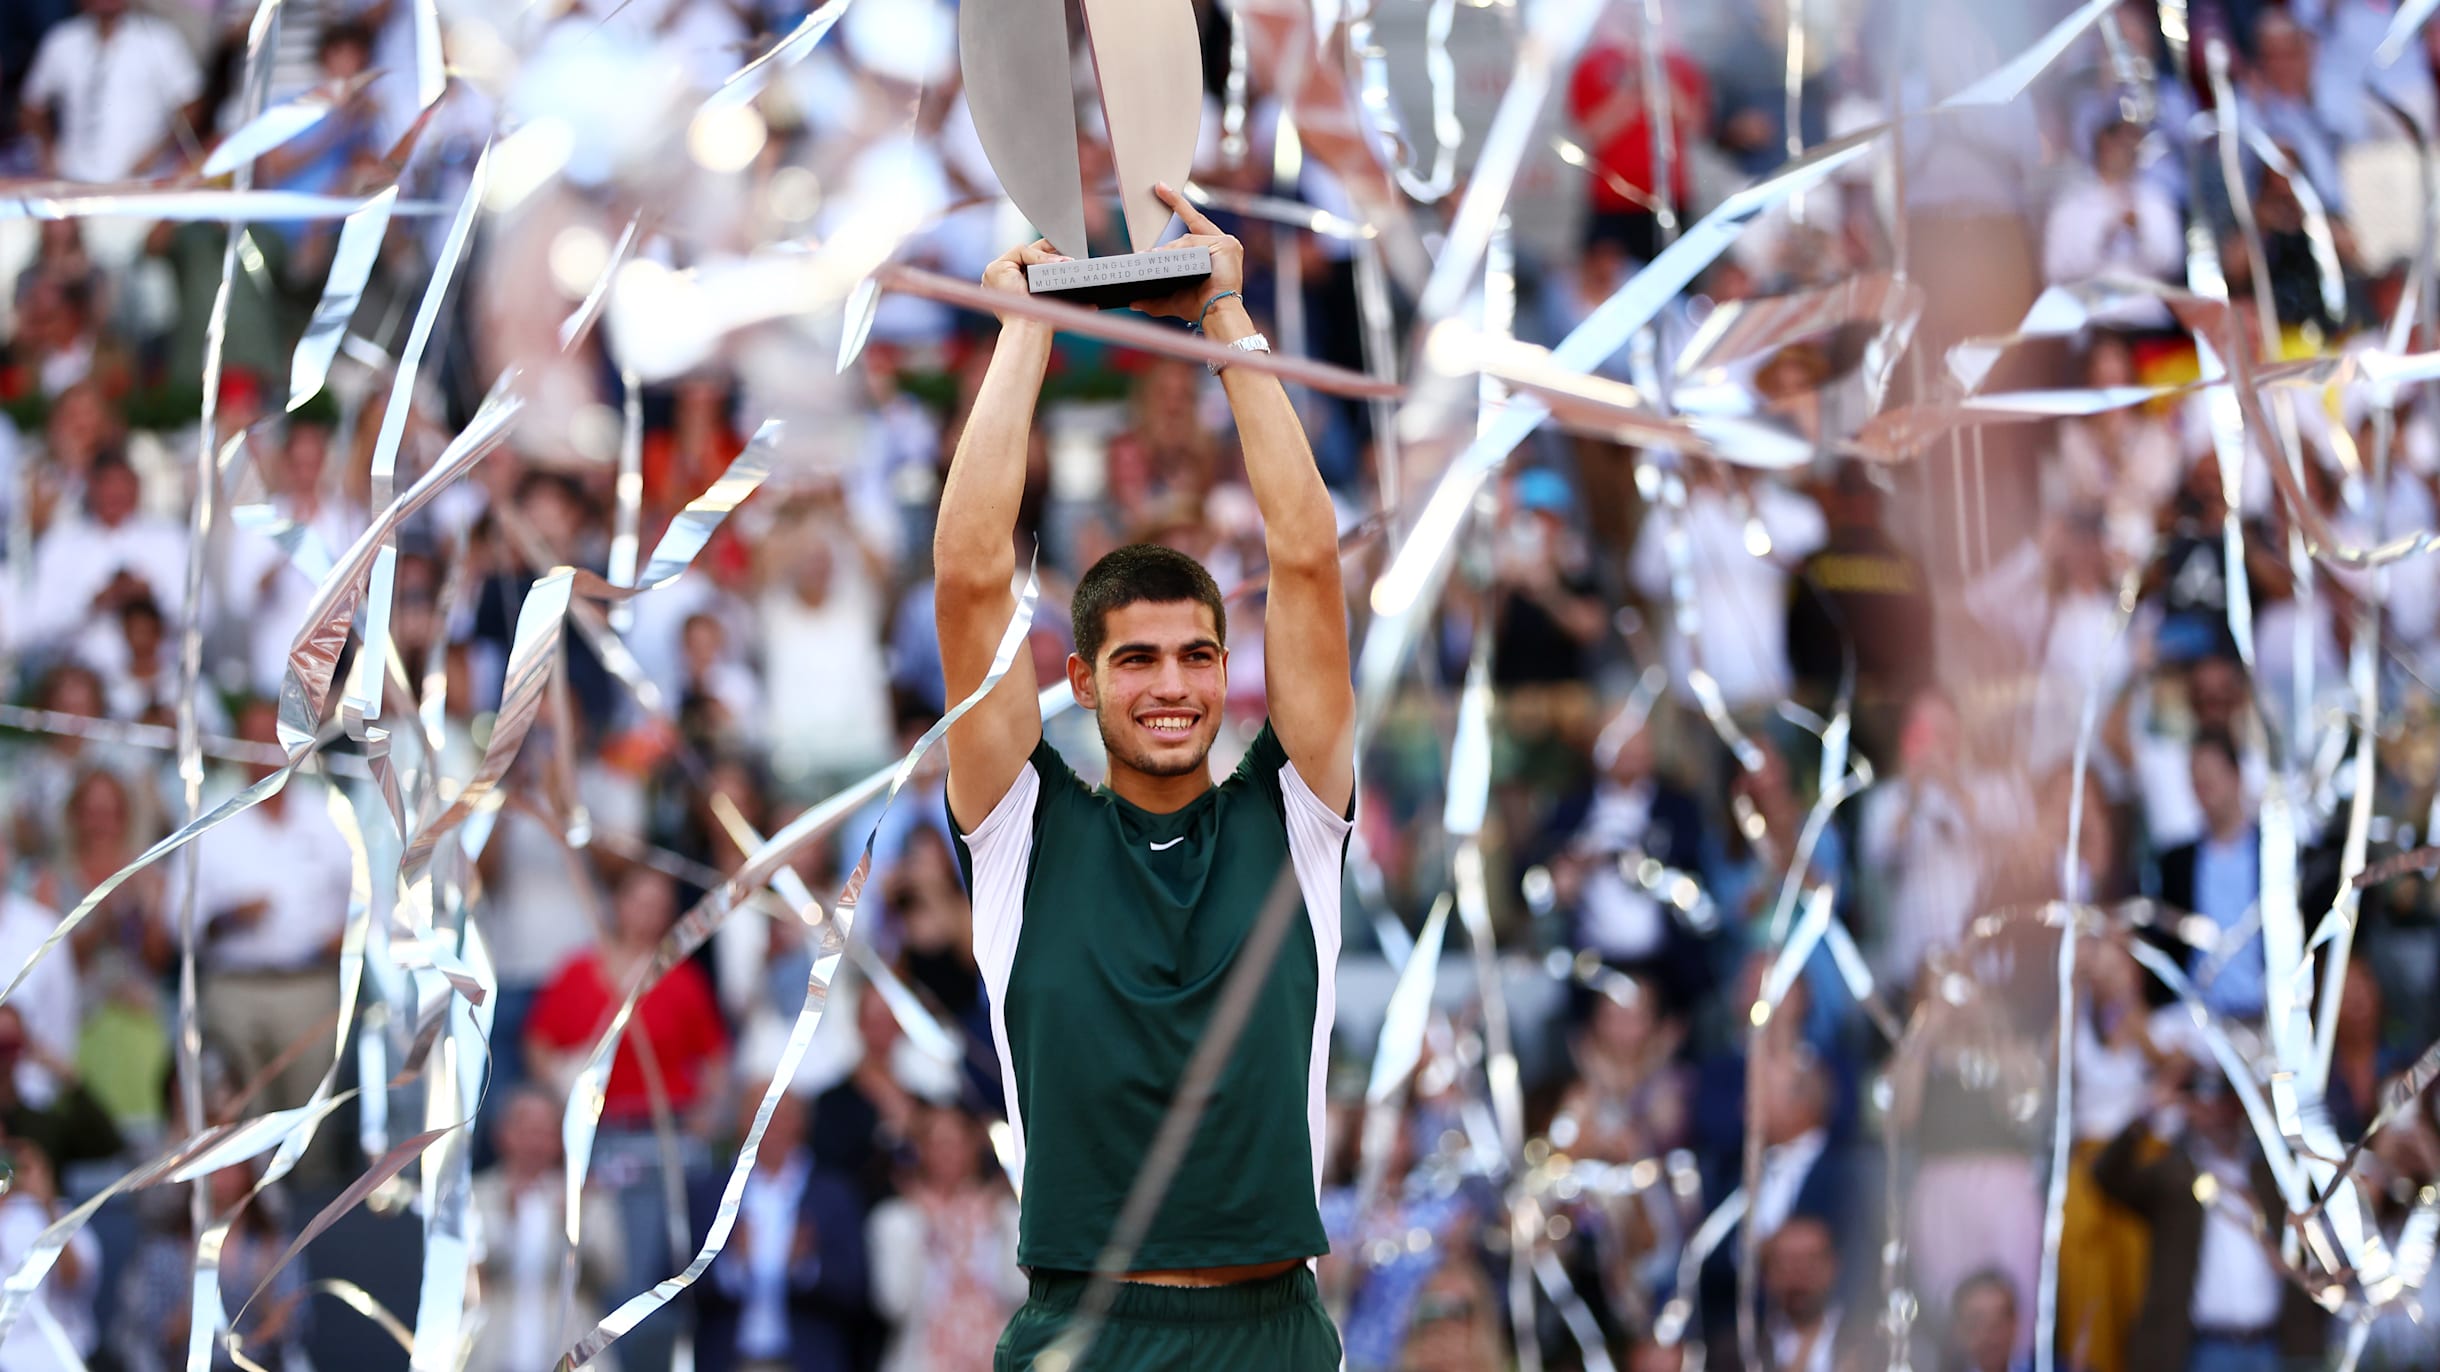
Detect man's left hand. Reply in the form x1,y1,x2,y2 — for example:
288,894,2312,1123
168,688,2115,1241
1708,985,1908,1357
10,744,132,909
1131,182,1244,323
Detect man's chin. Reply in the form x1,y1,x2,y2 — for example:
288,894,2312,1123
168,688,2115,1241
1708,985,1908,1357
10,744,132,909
1103,727,1216,778
1116,742,1213,778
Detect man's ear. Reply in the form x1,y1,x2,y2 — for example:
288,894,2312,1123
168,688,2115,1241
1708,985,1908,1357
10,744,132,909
1067,652,1095,708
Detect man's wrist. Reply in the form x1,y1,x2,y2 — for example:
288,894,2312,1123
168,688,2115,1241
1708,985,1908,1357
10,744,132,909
1201,295,1257,344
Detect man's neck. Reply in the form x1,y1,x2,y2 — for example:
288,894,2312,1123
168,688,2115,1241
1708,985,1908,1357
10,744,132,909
2208,816,2251,847
1107,762,1213,814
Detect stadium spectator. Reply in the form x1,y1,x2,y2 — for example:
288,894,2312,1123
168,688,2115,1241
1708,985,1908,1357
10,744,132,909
0,1140,100,1371
113,1159,309,1372
187,698,352,1128
867,1101,1025,1372
694,1082,872,1372
2093,1060,2329,1372
18,0,202,184
2042,120,2185,327
468,1086,628,1372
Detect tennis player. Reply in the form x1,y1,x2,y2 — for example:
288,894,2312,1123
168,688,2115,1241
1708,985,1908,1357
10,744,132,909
935,184,1356,1370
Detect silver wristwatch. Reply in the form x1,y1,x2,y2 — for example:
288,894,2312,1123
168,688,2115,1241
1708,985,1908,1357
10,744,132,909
1210,332,1271,376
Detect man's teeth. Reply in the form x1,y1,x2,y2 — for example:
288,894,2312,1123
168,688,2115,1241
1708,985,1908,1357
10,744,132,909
1144,715,1194,734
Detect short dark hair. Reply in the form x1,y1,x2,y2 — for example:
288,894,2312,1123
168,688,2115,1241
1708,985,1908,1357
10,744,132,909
1071,543,1226,669
117,592,162,627
318,21,373,61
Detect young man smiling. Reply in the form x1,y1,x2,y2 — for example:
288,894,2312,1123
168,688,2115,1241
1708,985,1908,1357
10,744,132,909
935,184,1356,1370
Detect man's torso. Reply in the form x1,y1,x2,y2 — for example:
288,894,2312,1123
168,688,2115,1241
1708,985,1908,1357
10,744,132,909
953,724,1349,1272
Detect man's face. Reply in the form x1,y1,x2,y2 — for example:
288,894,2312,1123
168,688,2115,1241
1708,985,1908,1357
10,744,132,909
1954,1284,2018,1372
89,465,138,525
237,701,281,780
1070,600,1228,782
613,870,676,945
285,425,331,495
2258,25,2312,98
1762,1220,1837,1326
2190,658,2245,731
497,1094,560,1173
321,37,370,81
2191,747,2246,834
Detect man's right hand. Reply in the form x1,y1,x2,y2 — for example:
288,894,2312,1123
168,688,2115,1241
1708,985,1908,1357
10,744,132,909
981,240,1071,325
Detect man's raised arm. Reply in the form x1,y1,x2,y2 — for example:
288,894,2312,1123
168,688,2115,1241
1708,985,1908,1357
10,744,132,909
936,240,1066,830
1143,184,1356,814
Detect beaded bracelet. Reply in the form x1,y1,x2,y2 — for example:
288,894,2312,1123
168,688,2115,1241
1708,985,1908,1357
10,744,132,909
1194,288,1243,333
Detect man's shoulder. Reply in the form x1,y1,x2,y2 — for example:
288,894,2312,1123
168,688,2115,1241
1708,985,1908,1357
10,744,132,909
31,15,95,58
0,892,55,937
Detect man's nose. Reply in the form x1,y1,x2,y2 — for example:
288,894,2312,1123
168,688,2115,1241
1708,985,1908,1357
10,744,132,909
1153,656,1191,696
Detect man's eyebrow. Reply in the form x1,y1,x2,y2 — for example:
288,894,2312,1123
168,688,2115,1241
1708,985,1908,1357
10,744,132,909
1107,638,1223,657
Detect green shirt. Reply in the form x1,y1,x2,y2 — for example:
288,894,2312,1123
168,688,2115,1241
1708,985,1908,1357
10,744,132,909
951,723,1351,1271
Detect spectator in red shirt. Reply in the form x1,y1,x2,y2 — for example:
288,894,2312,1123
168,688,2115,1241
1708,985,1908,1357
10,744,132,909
524,865,731,1138
1567,40,1711,263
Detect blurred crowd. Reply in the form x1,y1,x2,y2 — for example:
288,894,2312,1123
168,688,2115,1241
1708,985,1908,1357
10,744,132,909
5,0,2440,1371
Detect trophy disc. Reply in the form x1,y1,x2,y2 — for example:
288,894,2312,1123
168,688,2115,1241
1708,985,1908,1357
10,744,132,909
1079,0,1203,255
958,0,1090,260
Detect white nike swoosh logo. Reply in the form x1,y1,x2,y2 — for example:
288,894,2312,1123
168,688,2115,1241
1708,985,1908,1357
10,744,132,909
1149,837,1186,851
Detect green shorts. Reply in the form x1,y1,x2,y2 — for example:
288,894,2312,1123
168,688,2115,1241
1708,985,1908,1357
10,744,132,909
994,1266,1343,1372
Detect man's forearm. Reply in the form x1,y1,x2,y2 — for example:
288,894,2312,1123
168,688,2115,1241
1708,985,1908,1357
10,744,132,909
935,322,1053,581
1206,300,1336,567
21,109,54,175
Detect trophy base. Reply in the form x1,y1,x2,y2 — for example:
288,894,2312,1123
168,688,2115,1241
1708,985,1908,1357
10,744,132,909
1026,246,1212,309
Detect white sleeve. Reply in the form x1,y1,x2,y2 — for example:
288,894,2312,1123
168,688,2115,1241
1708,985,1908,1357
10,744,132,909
2042,195,2096,284
962,760,1040,979
150,23,203,108
964,760,1040,1179
1760,483,1827,561
22,32,68,109
2138,192,2185,278
866,1201,925,1321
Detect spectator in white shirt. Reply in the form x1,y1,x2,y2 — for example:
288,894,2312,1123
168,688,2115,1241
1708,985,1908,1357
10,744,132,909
1966,510,2135,778
2042,121,2185,328
18,0,204,184
188,698,353,1133
1629,468,1827,718
758,498,895,802
20,450,189,671
680,610,765,749
467,1087,626,1372
1859,691,1985,992
0,1141,101,1372
2050,336,2184,564
221,415,369,697
92,593,224,733
0,836,81,1075
9,274,107,399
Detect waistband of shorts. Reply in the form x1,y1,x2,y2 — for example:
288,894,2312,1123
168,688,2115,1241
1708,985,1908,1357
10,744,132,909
1023,1265,1317,1324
